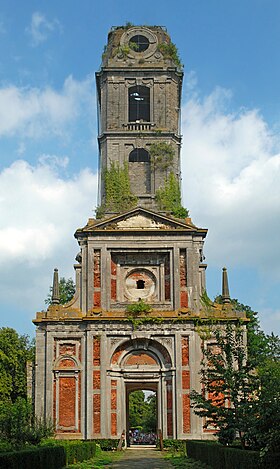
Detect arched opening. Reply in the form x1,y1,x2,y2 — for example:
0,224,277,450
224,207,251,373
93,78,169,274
128,148,151,194
129,148,150,162
110,339,173,440
129,85,150,122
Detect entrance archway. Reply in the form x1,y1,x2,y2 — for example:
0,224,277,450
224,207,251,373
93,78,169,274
109,338,174,439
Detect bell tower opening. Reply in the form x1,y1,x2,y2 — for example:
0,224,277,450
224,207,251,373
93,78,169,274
129,85,150,122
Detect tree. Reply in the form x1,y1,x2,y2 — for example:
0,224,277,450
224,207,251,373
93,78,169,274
0,397,53,447
129,390,145,428
142,393,157,432
190,323,259,448
45,277,75,306
0,328,34,403
252,340,280,455
128,391,157,432
190,304,280,455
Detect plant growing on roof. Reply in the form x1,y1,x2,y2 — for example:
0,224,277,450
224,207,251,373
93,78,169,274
156,172,188,218
157,41,183,69
126,299,152,316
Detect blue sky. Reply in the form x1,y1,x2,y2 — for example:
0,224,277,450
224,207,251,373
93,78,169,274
0,0,280,336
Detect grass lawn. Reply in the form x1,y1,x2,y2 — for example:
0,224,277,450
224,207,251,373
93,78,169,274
66,449,123,468
165,452,212,469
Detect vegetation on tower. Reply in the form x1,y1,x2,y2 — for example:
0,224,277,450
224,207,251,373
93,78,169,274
156,172,188,218
96,162,137,218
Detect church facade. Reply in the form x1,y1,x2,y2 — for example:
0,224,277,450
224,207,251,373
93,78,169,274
33,26,245,440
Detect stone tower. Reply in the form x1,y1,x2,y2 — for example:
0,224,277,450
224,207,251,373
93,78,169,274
33,26,245,441
96,26,182,212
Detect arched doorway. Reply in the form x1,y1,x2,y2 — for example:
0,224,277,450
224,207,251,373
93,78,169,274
109,338,174,439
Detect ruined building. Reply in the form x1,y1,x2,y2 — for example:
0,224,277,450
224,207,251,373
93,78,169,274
34,26,245,440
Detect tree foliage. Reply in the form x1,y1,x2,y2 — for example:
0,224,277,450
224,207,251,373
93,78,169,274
0,397,53,447
129,391,157,432
191,323,258,448
190,300,280,455
45,277,75,306
0,328,34,403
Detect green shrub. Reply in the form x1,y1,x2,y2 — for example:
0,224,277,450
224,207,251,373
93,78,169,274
0,446,65,469
185,440,275,469
161,439,186,453
96,438,119,451
42,439,97,465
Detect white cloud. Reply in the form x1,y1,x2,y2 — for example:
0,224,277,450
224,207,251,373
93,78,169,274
0,75,94,138
0,157,98,325
181,87,280,278
26,11,62,46
0,158,98,265
181,85,280,334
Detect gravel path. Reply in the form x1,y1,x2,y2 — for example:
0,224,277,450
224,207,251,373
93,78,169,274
109,447,173,468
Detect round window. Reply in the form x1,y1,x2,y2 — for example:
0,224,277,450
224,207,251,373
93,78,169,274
129,35,149,52
125,269,156,300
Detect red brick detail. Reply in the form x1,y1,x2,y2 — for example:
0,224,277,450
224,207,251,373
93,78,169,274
167,389,172,410
111,413,117,436
164,258,171,301
111,259,117,275
182,370,190,390
93,338,100,366
180,252,187,287
93,250,101,307
180,250,188,308
58,377,76,428
53,379,56,423
182,394,191,433
111,379,117,436
94,251,101,288
125,352,157,366
181,337,189,366
111,389,117,410
59,358,76,368
112,349,122,365
59,344,76,356
167,412,173,436
111,278,117,301
93,371,100,389
93,291,101,308
93,393,101,434
180,290,188,308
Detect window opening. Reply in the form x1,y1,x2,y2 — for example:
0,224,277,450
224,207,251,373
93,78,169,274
129,86,150,122
136,280,145,289
129,148,150,163
129,35,150,52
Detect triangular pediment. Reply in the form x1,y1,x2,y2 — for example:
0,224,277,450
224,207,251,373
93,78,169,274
78,208,206,233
